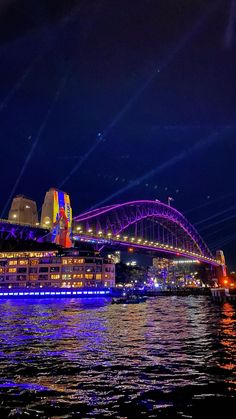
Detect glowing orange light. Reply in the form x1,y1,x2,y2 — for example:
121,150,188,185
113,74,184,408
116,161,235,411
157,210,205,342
224,279,228,284
128,247,134,253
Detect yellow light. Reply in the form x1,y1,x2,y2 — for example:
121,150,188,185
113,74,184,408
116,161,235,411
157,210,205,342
88,229,93,233
98,230,103,235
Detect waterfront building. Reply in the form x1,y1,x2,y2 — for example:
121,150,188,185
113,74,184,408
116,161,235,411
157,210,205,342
8,195,38,225
148,257,203,288
0,249,115,289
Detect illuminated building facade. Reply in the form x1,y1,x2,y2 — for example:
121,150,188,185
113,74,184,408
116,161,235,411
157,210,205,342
41,188,72,248
8,195,38,225
0,250,115,289
148,257,203,288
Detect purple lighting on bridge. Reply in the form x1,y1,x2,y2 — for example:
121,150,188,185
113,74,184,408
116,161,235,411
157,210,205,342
74,200,214,261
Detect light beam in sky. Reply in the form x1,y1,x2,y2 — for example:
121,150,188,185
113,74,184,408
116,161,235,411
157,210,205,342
87,124,235,210
58,0,220,188
1,76,67,218
195,204,236,225
0,54,42,114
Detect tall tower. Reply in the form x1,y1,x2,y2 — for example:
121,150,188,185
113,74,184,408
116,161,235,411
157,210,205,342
8,195,38,225
41,188,72,248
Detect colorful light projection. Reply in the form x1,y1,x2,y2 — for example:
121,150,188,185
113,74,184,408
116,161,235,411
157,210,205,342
52,190,72,248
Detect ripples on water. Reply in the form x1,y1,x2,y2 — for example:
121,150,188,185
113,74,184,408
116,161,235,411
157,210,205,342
0,296,235,418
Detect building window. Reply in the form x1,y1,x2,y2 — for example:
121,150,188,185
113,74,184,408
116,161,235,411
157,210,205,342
0,261,7,266
62,266,73,273
39,267,48,273
29,275,37,280
17,275,26,280
19,260,28,265
62,274,72,280
85,266,95,272
30,259,39,265
72,266,84,272
62,259,73,265
8,268,16,273
96,274,102,280
50,274,60,279
9,260,17,266
29,268,38,273
50,267,60,273
85,274,94,279
18,268,27,273
73,258,84,264
73,281,83,287
72,274,82,279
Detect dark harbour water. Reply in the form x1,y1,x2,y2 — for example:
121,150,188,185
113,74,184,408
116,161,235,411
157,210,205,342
0,296,235,418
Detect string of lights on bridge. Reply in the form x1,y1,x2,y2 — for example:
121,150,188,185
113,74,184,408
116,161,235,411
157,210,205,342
73,225,218,265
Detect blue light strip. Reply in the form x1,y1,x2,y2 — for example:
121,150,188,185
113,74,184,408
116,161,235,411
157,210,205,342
0,289,111,298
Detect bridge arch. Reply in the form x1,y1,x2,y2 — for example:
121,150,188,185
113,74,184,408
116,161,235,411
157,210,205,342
74,200,215,263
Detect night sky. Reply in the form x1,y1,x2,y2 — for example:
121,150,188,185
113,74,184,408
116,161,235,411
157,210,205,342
0,1,235,268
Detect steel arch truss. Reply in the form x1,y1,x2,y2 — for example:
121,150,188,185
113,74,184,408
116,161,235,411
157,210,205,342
74,200,215,263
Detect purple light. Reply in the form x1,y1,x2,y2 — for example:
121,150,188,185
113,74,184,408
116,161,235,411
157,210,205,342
73,199,214,262
0,288,112,298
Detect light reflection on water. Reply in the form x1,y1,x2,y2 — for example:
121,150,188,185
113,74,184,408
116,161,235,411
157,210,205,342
0,296,235,418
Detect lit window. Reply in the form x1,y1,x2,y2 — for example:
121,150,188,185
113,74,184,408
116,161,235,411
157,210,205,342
62,274,72,279
30,259,39,265
50,274,60,279
29,275,37,280
62,259,73,265
73,258,84,264
73,281,83,287
96,274,102,280
8,268,16,273
9,260,17,266
19,260,28,265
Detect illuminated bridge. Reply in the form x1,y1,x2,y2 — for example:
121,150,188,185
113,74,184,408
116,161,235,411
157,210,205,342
73,200,221,267
0,200,223,267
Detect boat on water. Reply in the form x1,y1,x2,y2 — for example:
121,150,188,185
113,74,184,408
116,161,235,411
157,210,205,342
111,294,147,304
